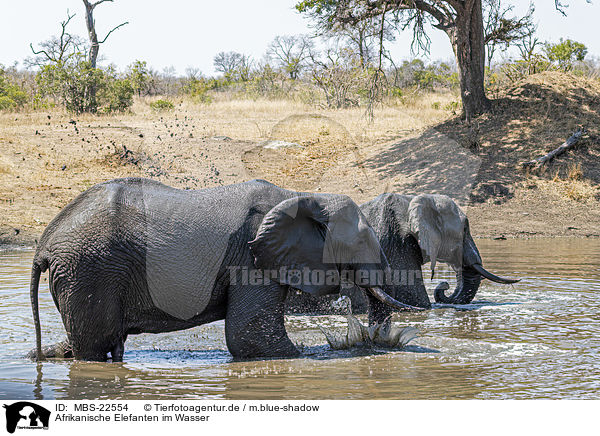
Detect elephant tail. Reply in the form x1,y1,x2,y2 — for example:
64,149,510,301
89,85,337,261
30,262,45,361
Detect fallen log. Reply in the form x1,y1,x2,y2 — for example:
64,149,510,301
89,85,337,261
522,128,585,170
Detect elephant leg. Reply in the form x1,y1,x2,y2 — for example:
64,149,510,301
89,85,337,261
367,292,393,326
56,277,126,362
110,336,126,362
26,338,73,359
225,283,299,359
68,322,125,362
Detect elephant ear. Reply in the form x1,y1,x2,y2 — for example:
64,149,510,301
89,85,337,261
408,194,465,277
249,196,340,296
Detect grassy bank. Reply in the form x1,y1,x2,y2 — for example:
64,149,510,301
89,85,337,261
1,72,599,246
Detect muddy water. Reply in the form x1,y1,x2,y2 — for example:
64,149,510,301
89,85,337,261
1,238,599,400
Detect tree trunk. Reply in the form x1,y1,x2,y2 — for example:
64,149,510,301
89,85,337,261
83,0,99,112
449,0,491,122
83,1,99,68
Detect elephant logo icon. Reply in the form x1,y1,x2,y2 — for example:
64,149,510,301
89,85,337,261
3,402,50,433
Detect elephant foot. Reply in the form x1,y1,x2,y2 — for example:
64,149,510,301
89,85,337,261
319,315,418,350
26,339,73,360
111,337,125,362
226,283,301,359
226,318,300,359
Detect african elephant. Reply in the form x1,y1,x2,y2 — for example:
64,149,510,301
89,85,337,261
29,178,418,362
286,193,518,313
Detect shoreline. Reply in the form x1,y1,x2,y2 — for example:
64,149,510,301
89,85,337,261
2,223,598,251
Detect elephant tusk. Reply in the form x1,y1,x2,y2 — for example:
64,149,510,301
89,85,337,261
367,286,425,311
472,264,520,284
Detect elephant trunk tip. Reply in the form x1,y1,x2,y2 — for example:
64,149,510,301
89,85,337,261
433,281,452,304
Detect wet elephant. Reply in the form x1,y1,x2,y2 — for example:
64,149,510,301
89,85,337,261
29,178,420,361
286,193,518,313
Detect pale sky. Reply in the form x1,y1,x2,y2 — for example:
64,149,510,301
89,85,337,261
1,1,599,75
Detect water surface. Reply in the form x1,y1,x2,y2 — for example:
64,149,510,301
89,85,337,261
1,238,599,399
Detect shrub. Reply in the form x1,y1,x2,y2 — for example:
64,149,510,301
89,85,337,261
101,78,134,113
36,55,134,113
390,60,459,90
309,47,369,108
149,99,175,111
495,57,552,87
0,96,16,110
545,39,587,71
127,60,152,96
187,79,214,104
0,67,28,111
443,100,460,112
36,56,104,113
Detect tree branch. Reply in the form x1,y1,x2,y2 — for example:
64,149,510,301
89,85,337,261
554,0,567,16
98,21,128,44
410,0,452,26
442,0,464,13
90,0,113,10
522,128,585,169
29,43,52,61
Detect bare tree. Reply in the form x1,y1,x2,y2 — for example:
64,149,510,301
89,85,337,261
82,0,128,69
484,0,536,68
323,15,395,67
267,35,313,79
185,67,203,81
27,10,85,67
213,51,252,81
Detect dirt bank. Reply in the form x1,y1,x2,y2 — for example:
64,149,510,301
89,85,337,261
1,72,599,247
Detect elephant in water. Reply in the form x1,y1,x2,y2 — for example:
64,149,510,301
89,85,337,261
28,178,421,362
286,193,519,314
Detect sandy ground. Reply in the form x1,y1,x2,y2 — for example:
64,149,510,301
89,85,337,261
1,75,599,247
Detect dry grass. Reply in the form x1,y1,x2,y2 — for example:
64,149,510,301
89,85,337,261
0,157,12,174
0,90,459,241
566,162,584,181
535,177,598,203
135,90,458,144
532,163,599,203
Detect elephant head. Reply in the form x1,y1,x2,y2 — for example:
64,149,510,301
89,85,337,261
406,194,518,304
249,194,421,313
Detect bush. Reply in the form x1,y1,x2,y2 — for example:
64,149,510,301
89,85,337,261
127,60,153,96
0,96,17,110
0,67,28,111
390,60,459,90
149,99,175,111
37,57,104,113
309,47,370,108
443,100,460,113
101,78,134,113
36,55,134,113
246,63,289,99
545,39,587,71
186,78,214,104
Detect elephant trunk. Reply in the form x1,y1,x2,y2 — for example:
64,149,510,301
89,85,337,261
433,230,520,305
434,266,482,304
433,263,519,304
